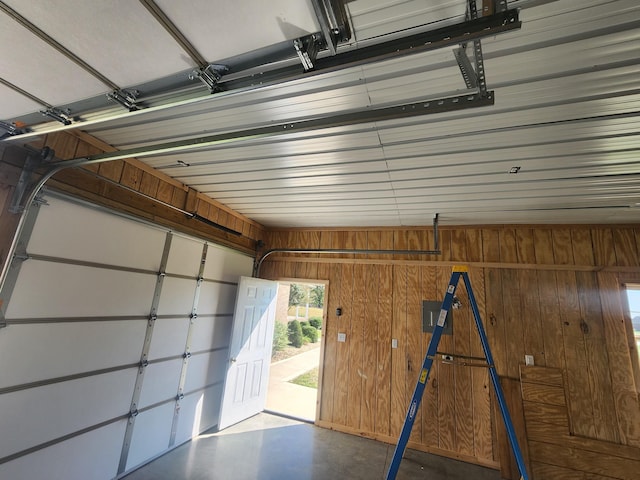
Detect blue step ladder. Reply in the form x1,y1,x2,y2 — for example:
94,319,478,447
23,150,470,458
385,266,530,480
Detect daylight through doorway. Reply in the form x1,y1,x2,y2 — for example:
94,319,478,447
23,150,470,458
266,281,326,422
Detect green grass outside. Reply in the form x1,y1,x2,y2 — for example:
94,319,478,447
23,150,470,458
289,367,319,389
287,306,324,319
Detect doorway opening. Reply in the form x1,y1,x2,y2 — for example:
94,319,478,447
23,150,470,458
622,284,640,393
266,281,326,422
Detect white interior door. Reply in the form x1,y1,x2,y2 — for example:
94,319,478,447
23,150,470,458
218,276,278,430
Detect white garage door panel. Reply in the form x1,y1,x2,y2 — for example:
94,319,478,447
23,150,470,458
147,317,190,360
27,198,166,271
184,350,227,394
165,235,205,277
125,402,175,472
0,420,126,480
0,321,146,389
198,283,237,315
174,384,223,446
202,246,253,282
0,369,137,458
157,277,197,316
190,316,232,353
138,359,182,409
5,261,156,319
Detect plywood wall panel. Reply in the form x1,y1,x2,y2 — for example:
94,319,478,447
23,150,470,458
592,229,617,266
556,270,596,438
375,264,393,437
260,223,640,472
406,265,422,443
501,269,524,379
516,229,536,264
347,263,366,430
572,229,595,265
360,264,378,433
333,263,353,426
575,271,620,443
538,270,565,369
390,265,407,438
597,272,640,447
436,266,456,451
420,265,439,445
613,229,639,267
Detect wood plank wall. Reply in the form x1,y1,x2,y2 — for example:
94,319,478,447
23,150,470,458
260,226,640,476
8,132,264,255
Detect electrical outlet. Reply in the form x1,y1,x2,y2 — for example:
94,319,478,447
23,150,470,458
442,354,454,362
337,332,346,343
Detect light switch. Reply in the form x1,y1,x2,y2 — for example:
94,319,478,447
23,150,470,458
525,355,535,366
392,338,398,349
337,332,346,342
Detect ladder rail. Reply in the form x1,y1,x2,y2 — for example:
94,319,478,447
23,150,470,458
384,271,463,479
462,273,529,480
385,268,530,480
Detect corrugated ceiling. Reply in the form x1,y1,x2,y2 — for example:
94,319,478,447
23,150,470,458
1,0,639,227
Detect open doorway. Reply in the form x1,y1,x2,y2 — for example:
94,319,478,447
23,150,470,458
266,281,326,422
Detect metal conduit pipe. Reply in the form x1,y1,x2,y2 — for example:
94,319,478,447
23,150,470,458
253,214,440,277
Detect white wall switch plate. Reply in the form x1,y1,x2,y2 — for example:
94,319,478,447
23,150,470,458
337,332,346,342
392,338,398,349
525,354,535,366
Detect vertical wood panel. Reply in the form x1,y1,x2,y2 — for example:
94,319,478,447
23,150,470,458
533,229,554,265
482,229,500,263
571,229,595,265
468,267,493,461
437,266,456,451
347,263,366,429
333,264,353,426
516,229,536,264
391,265,407,437
575,271,619,443
407,266,422,442
538,270,565,369
319,263,341,423
519,270,545,367
553,229,575,265
361,264,378,433
420,266,439,446
465,229,483,263
376,264,393,436
502,269,524,379
454,270,474,456
597,272,640,447
499,229,518,264
613,230,639,267
592,229,617,266
556,271,596,438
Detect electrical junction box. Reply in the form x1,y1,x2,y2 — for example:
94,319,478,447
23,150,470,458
422,300,453,335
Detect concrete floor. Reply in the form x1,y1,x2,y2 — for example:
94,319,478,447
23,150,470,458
123,413,501,480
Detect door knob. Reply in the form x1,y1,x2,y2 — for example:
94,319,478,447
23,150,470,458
230,357,237,363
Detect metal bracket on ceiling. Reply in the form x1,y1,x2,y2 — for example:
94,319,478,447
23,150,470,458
0,120,26,140
310,0,351,56
189,64,228,93
294,34,321,71
106,89,140,111
40,107,72,126
455,0,489,96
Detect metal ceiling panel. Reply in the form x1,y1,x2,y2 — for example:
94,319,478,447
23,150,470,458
1,0,195,87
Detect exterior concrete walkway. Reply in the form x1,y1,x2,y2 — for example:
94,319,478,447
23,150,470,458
266,345,320,421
